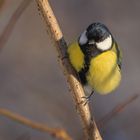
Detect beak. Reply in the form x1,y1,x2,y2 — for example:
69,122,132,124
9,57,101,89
88,39,95,45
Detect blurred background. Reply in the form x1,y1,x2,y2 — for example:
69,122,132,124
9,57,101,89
0,0,140,140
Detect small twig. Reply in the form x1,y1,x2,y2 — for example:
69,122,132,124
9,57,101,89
98,94,139,128
36,0,102,140
0,0,32,49
0,108,72,140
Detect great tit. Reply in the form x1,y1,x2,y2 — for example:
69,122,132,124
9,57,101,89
68,22,122,101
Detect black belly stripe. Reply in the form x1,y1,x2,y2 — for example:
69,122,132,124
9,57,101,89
78,44,101,85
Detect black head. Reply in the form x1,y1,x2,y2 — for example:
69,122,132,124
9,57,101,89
86,22,110,42
79,22,113,51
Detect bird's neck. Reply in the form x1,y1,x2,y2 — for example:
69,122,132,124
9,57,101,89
79,44,102,73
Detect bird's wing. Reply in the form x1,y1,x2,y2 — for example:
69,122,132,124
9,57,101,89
67,42,85,72
112,41,122,69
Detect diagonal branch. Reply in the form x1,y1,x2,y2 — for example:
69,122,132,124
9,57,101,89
35,0,102,140
0,108,72,140
0,0,32,49
98,94,139,128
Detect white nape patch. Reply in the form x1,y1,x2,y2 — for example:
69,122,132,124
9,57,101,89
79,30,88,45
96,35,112,51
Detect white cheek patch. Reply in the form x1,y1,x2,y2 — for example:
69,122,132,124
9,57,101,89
79,30,88,45
96,35,112,51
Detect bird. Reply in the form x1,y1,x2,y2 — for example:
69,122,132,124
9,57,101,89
67,22,122,103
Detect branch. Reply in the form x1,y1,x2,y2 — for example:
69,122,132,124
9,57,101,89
0,0,32,49
0,108,72,140
35,0,102,140
98,94,139,128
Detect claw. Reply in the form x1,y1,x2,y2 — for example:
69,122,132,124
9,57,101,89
81,96,90,106
80,91,94,106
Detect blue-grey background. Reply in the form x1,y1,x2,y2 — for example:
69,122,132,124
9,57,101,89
0,0,140,140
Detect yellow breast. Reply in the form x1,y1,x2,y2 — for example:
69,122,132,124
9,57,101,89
87,51,121,95
68,42,85,72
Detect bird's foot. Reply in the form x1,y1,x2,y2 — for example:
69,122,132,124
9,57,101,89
80,91,94,106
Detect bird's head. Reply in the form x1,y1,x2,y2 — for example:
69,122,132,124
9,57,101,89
78,22,113,51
